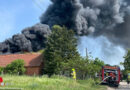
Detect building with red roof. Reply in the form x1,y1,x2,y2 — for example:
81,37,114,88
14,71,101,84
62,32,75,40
0,53,43,75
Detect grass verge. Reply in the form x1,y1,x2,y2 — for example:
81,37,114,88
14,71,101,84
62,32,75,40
0,75,106,90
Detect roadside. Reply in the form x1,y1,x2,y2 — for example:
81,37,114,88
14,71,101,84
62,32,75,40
107,82,130,90
0,75,106,90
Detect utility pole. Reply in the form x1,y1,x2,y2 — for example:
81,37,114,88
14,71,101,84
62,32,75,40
86,48,88,58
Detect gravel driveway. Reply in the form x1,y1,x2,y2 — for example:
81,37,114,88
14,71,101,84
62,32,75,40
107,82,130,90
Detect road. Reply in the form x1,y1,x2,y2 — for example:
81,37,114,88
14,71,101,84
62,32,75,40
107,82,130,90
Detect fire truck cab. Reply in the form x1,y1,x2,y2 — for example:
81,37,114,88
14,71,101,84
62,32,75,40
101,66,121,87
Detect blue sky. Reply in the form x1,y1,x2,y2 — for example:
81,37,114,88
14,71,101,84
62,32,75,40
0,0,51,42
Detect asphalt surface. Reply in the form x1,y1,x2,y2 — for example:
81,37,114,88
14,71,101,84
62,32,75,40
107,82,130,90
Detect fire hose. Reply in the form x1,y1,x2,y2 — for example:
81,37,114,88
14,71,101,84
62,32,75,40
99,76,111,84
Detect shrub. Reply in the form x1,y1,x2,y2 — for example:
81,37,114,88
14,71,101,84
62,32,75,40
0,67,4,74
94,78,101,85
5,59,25,75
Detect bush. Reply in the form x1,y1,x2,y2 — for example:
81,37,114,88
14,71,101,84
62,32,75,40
0,67,4,74
5,59,25,75
94,78,101,85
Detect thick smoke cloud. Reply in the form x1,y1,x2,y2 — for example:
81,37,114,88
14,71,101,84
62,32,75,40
40,0,130,49
0,24,51,54
40,0,81,31
104,13,130,49
40,0,124,35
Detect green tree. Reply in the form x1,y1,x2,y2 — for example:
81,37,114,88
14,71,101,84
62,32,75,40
63,57,104,79
44,25,80,76
93,58,104,72
62,57,89,79
123,50,130,73
5,59,25,75
0,67,4,74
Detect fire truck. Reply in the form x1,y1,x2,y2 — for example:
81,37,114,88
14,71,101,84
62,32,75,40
101,66,121,87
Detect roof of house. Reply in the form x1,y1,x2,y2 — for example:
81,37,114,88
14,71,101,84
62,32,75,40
0,53,43,67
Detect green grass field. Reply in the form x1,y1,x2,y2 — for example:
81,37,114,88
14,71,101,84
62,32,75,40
0,75,106,90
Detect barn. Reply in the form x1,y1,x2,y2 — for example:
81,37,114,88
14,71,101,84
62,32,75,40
0,53,43,75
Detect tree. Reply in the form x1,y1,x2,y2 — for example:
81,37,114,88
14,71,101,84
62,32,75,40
5,59,25,75
0,67,4,74
44,25,80,76
123,50,130,73
93,58,104,72
62,57,105,79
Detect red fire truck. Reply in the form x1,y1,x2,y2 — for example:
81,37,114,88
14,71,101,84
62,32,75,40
101,66,121,87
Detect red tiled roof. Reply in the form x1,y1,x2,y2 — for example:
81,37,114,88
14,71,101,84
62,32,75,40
0,53,43,67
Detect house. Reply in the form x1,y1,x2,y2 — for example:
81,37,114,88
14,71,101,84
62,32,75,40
0,53,43,75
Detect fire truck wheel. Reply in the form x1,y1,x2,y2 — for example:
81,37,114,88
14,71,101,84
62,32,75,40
127,81,129,84
114,84,119,87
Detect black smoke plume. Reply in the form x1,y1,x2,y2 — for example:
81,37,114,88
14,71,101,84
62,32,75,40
41,0,125,34
0,24,51,54
40,0,130,48
0,0,130,54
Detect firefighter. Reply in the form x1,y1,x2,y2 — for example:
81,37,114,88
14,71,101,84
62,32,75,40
110,72,115,79
71,68,76,80
108,72,116,85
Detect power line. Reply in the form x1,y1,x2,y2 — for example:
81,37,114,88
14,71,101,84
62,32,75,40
38,0,44,3
32,0,44,11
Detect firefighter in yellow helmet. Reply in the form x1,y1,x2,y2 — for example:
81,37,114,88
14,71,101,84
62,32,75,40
71,68,76,80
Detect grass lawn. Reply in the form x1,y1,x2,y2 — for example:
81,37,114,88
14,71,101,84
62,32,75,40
0,75,106,90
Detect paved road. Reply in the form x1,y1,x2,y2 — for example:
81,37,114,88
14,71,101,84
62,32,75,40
107,82,130,90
